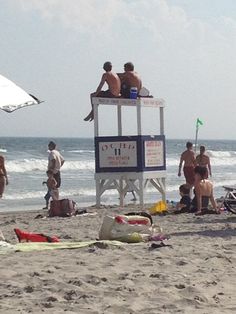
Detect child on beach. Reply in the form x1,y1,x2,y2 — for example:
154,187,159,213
43,170,59,209
174,184,191,214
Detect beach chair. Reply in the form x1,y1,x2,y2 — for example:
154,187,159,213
222,186,236,214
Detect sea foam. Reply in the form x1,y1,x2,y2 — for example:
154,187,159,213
6,159,95,173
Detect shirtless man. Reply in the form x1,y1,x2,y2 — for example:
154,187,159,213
84,61,121,122
178,142,196,187
119,62,142,98
196,145,212,178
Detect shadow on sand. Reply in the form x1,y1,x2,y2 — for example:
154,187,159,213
180,215,236,225
169,227,236,238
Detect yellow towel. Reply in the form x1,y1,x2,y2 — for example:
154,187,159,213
14,240,124,252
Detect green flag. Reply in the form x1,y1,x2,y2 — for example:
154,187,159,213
196,118,203,128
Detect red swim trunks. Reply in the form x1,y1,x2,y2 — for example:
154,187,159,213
183,166,195,185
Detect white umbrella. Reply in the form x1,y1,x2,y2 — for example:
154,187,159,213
0,74,42,113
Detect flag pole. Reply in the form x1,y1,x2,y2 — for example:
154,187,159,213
194,123,199,153
194,118,203,153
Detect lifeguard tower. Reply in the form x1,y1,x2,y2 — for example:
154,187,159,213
93,97,166,208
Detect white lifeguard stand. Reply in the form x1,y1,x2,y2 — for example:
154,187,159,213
93,97,166,208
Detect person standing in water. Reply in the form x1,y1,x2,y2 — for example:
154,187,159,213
0,155,8,198
178,142,196,188
196,145,212,178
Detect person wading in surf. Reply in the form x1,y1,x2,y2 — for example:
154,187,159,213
196,145,212,178
178,142,196,188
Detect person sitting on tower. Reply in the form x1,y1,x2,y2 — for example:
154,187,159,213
84,61,121,122
118,62,142,98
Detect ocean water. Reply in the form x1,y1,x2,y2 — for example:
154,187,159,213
0,137,235,212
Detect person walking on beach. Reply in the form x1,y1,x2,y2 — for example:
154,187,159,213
47,141,65,189
196,145,212,178
178,142,196,187
0,155,8,198
119,62,142,98
84,61,121,122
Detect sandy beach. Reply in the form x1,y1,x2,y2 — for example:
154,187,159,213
0,206,235,314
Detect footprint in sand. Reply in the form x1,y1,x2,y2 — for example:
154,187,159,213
30,271,40,277
175,284,186,289
67,279,83,286
42,302,54,308
85,274,107,286
176,260,188,266
149,273,165,280
64,290,77,301
118,272,129,280
24,285,34,293
46,296,58,302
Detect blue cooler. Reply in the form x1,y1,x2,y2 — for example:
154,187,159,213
130,87,138,99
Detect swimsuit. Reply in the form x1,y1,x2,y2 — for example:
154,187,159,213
97,90,117,98
191,194,210,212
183,166,195,185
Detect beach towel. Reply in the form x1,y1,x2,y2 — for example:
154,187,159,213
15,240,124,252
14,228,59,243
0,240,15,254
0,240,124,254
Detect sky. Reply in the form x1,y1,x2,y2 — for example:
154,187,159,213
0,0,236,139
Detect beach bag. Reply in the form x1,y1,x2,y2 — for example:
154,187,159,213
99,213,154,243
49,199,76,217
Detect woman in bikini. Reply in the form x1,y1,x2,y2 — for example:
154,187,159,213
0,155,8,198
196,145,212,178
192,166,219,215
